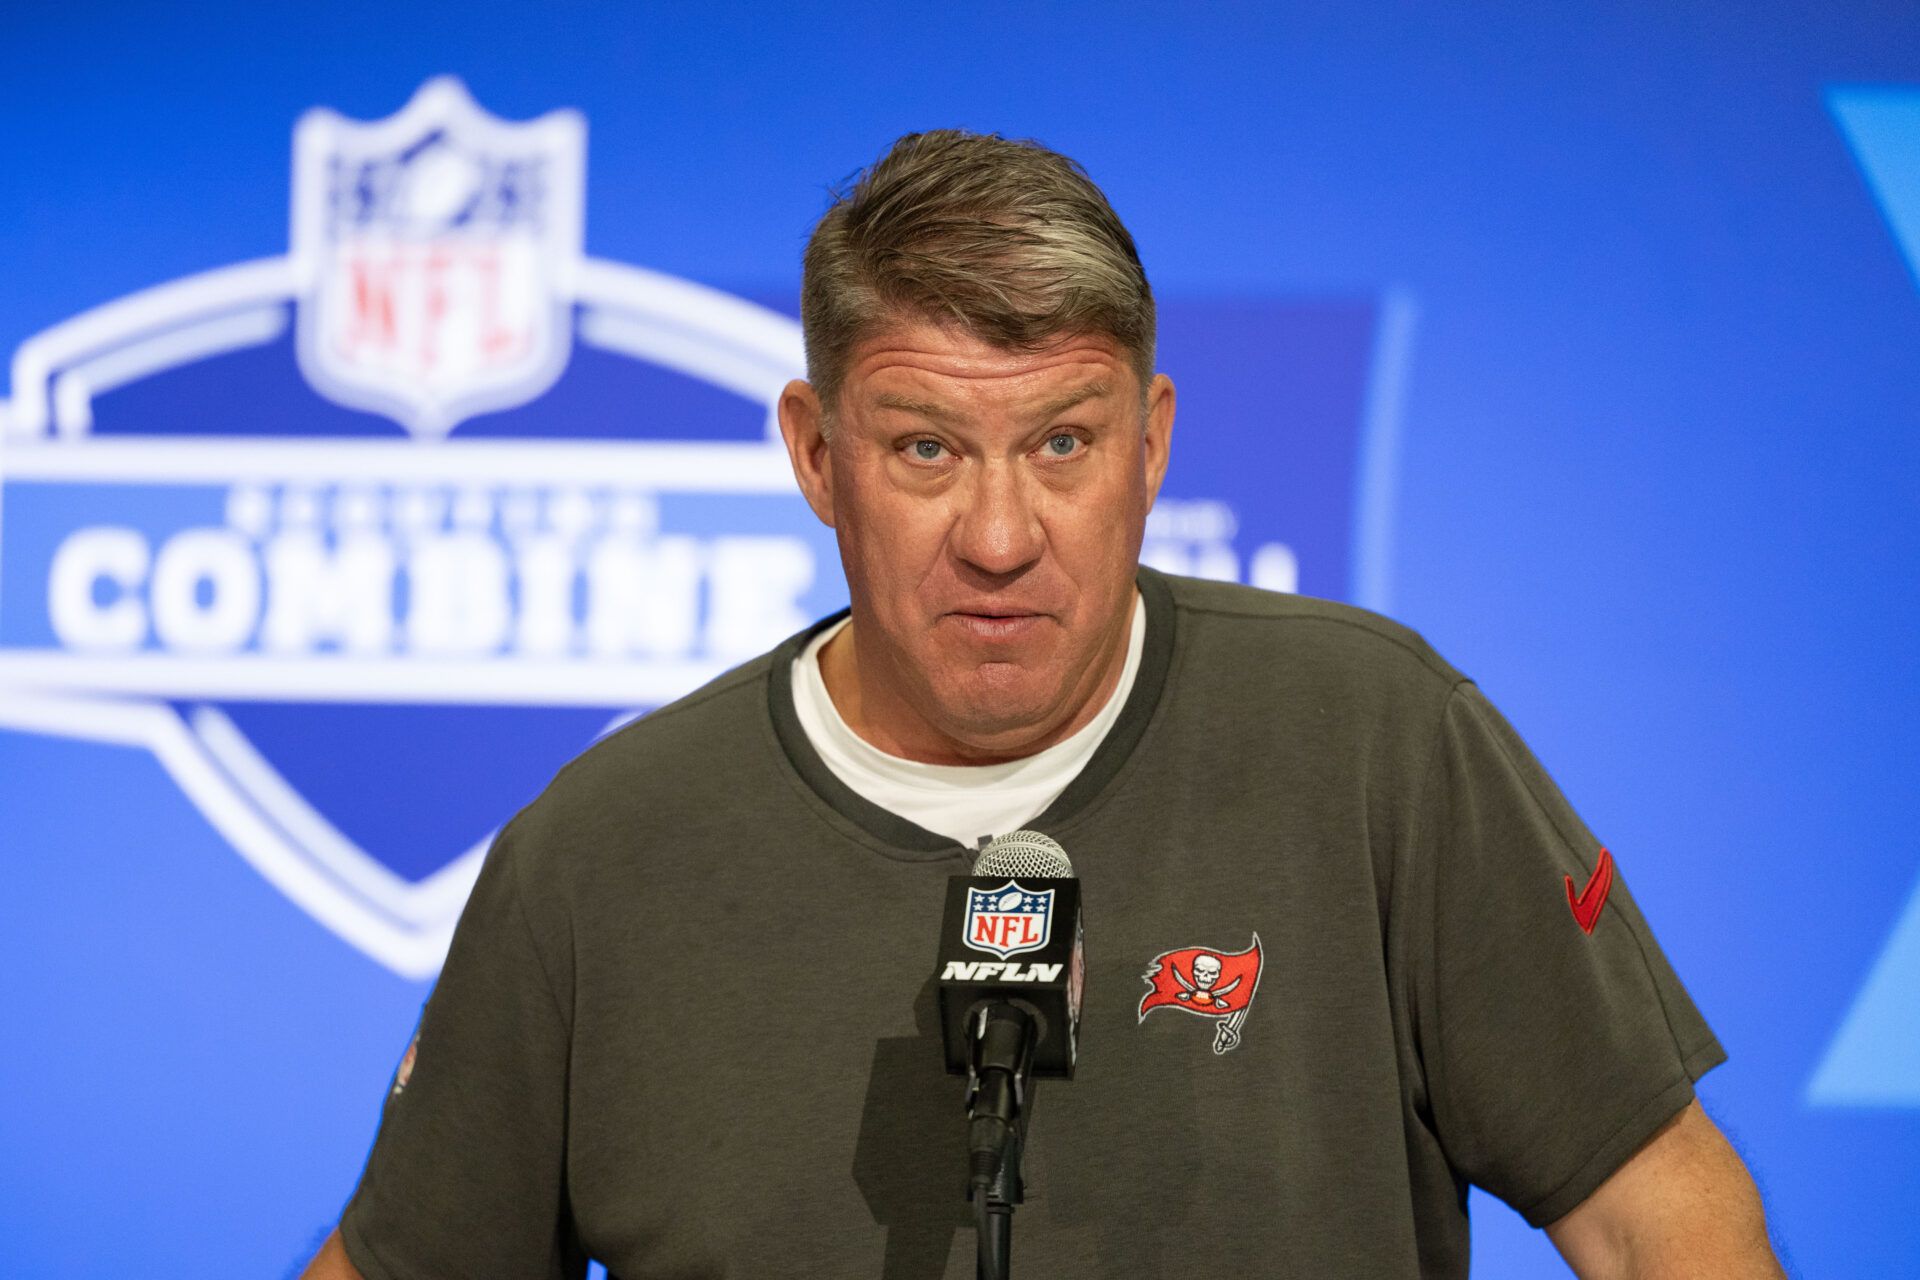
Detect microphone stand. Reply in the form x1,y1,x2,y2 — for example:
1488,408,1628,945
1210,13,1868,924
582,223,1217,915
966,1002,1035,1280
975,1122,1024,1280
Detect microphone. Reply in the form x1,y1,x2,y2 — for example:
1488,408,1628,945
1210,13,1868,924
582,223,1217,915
937,830,1084,1080
935,829,1084,1277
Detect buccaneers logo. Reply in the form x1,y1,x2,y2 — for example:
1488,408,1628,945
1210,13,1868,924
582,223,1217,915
1138,934,1264,1054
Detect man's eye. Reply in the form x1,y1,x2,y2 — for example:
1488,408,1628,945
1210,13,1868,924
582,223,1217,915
910,439,947,461
1044,433,1080,457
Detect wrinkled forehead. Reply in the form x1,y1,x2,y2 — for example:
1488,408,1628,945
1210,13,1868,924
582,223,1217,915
838,318,1143,419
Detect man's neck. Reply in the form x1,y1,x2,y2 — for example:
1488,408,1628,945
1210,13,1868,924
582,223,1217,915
817,591,1140,767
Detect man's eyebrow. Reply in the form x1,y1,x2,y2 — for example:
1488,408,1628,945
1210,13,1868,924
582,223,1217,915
872,393,961,424
870,381,1114,424
1033,381,1113,421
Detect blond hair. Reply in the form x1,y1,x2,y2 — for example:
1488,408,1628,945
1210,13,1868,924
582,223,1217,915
800,130,1156,416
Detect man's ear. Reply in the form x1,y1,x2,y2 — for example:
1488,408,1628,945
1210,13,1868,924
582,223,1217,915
777,379,836,528
1142,373,1175,507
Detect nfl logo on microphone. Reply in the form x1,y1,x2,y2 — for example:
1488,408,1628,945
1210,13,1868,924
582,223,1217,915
964,883,1056,960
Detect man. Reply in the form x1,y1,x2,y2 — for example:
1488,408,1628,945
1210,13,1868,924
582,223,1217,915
306,131,1783,1277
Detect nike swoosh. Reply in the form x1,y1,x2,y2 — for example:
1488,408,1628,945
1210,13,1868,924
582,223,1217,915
1566,846,1616,935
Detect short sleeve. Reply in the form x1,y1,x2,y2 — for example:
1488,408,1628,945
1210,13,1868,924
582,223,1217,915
1408,681,1726,1228
339,823,585,1280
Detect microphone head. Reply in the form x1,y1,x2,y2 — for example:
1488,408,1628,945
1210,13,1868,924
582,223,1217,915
973,829,1074,880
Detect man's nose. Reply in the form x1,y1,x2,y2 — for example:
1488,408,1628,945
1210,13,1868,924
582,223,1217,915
949,458,1043,576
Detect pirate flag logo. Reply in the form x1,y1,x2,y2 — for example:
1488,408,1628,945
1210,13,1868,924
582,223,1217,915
1138,933,1264,1055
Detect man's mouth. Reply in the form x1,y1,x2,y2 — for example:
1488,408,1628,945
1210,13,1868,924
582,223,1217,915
947,610,1047,641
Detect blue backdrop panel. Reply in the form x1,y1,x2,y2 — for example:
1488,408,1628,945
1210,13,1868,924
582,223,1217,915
2,5,1917,1277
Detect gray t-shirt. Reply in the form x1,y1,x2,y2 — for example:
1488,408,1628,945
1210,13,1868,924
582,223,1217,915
340,568,1724,1279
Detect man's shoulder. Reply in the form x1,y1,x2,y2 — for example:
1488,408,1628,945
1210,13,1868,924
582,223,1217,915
510,649,783,846
1159,572,1463,693
570,648,776,783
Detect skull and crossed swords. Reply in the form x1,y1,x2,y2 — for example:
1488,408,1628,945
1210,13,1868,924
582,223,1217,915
1174,952,1243,1009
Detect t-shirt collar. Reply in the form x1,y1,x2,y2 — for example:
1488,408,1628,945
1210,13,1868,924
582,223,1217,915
765,566,1178,857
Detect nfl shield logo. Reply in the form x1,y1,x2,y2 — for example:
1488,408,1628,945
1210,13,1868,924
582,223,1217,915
0,77,824,980
291,77,584,436
964,881,1056,960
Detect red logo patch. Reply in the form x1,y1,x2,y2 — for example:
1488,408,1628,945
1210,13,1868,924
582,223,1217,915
391,1034,419,1096
1566,847,1616,935
1138,934,1264,1054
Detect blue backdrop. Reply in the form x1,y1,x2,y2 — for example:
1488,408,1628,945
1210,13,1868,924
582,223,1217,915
3,4,1917,1276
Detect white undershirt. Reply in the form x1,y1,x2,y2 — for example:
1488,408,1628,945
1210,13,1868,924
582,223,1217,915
790,594,1147,847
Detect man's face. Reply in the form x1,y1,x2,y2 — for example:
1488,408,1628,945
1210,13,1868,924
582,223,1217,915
780,316,1173,762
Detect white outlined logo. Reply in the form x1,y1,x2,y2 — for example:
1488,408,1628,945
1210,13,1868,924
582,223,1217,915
0,80,824,977
962,882,1056,960
292,79,585,436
